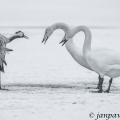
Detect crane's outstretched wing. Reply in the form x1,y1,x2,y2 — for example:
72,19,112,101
0,34,13,72
0,34,7,47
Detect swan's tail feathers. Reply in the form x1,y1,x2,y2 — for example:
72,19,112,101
0,46,13,72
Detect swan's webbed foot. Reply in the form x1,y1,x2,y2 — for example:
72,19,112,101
86,86,99,89
90,89,103,93
104,89,110,93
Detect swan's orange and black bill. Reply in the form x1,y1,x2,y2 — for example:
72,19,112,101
59,34,68,46
42,36,48,44
41,38,44,43
59,39,68,46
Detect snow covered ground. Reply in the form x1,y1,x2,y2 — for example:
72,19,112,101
0,27,120,120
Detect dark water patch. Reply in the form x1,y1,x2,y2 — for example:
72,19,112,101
3,81,120,93
4,82,99,90
5,83,82,89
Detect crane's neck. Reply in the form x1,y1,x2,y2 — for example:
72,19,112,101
51,23,70,34
72,26,92,55
6,35,20,43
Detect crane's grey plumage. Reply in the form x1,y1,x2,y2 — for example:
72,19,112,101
0,31,29,90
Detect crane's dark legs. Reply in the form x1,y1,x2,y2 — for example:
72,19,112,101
104,78,113,93
0,72,8,90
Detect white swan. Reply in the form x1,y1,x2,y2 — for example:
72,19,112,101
60,25,120,93
42,23,111,89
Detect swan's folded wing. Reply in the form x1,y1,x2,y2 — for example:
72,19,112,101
90,50,120,65
86,50,120,74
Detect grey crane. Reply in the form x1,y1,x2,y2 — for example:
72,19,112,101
0,31,29,90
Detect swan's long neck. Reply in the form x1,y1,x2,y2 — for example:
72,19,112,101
50,23,92,70
65,37,92,70
65,39,79,58
72,26,92,54
51,23,70,33
51,23,80,58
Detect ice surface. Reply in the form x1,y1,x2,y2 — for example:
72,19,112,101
0,27,120,120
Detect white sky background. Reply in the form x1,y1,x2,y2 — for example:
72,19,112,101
0,0,120,26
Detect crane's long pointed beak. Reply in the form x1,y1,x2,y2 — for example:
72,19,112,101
24,35,29,39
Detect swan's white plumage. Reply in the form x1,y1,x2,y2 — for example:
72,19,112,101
85,49,120,78
65,39,92,70
43,23,120,78
65,25,120,79
44,23,93,71
63,25,120,92
43,23,119,92
65,38,115,72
